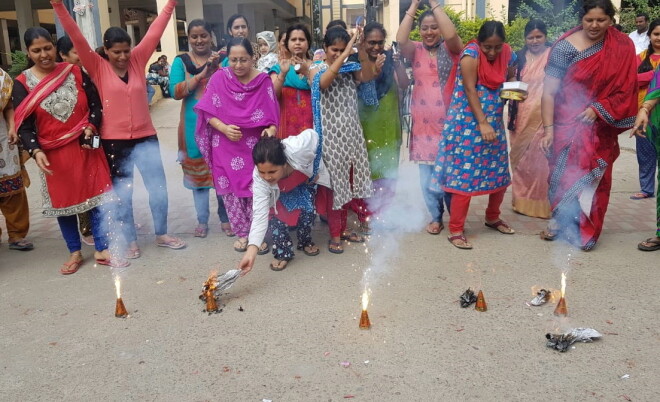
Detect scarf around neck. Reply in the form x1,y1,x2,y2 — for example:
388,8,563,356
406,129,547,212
468,39,512,90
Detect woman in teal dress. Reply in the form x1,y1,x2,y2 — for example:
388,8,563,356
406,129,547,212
170,20,232,238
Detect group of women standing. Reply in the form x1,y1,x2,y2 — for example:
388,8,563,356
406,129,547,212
4,0,657,277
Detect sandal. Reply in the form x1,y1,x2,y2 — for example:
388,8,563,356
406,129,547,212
96,257,131,268
221,222,236,237
359,221,372,236
8,239,34,251
540,229,558,241
156,235,186,250
81,236,95,246
194,224,208,238
125,247,141,259
340,232,365,243
60,255,83,275
630,192,653,200
270,259,289,271
485,220,515,234
298,242,320,256
233,238,248,252
328,240,344,254
638,237,660,251
448,233,473,250
257,242,270,255
426,222,444,235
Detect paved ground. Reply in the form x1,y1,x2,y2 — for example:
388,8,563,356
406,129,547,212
1,98,659,401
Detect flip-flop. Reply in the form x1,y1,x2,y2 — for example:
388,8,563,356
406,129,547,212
157,236,186,250
257,242,270,255
638,237,660,251
485,220,515,234
328,240,344,254
194,224,208,238
630,192,653,200
221,222,236,237
125,247,141,259
95,258,131,268
8,240,34,251
233,238,248,252
448,233,473,250
60,259,83,275
269,259,289,271
298,242,320,256
340,232,365,243
426,222,443,235
540,229,558,241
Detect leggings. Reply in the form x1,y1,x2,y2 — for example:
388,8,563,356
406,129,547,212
269,211,315,260
448,188,506,234
102,135,169,243
57,206,109,253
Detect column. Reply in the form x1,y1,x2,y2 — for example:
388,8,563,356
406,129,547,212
77,0,99,49
126,24,136,45
185,0,204,22
107,0,121,27
97,0,112,34
156,0,179,62
0,19,11,65
14,0,34,51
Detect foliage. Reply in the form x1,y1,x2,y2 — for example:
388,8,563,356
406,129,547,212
516,0,581,41
619,0,660,33
7,51,28,78
409,6,527,50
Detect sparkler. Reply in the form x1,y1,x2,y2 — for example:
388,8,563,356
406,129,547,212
114,276,128,318
359,290,371,329
201,272,219,313
553,272,568,316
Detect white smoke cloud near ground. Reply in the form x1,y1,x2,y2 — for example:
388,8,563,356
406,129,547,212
361,163,428,292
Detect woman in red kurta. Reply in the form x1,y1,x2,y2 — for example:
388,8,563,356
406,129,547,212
14,28,122,273
540,0,638,250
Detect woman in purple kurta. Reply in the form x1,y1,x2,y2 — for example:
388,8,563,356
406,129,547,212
195,38,279,252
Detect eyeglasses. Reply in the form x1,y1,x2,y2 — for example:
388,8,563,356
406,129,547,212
367,40,385,46
229,58,251,64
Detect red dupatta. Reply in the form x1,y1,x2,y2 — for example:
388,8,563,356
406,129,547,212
14,63,90,150
467,39,512,90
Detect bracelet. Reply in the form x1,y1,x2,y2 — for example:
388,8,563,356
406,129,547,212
328,67,339,75
543,124,554,128
639,108,649,114
405,12,415,19
32,149,43,158
431,4,441,11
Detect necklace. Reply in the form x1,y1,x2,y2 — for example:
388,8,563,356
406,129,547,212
190,51,210,67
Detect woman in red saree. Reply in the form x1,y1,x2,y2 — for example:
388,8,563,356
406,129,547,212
540,0,638,251
13,28,123,273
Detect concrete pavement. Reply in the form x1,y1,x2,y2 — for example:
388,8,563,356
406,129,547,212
1,98,658,401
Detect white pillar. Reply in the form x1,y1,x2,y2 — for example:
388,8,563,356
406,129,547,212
185,0,204,22
156,0,179,62
97,0,111,34
126,23,136,45
0,19,10,65
15,0,34,51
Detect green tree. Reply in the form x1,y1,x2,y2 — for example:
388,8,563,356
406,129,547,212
7,51,28,78
516,0,581,41
620,0,660,33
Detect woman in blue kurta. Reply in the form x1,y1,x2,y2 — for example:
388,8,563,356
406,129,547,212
431,21,517,249
170,20,232,238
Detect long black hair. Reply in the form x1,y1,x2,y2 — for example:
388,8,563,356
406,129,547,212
226,14,249,36
323,26,350,48
578,0,616,20
478,21,506,42
56,35,74,62
23,27,53,68
252,136,287,166
638,19,660,73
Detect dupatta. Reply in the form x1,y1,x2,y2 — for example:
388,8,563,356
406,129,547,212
14,63,89,150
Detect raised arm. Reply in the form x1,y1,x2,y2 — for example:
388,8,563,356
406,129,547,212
314,31,360,89
429,0,462,54
396,0,421,60
132,0,177,68
51,0,103,78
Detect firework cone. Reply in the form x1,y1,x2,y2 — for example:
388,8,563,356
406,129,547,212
553,297,568,316
115,298,128,318
359,310,371,329
475,290,487,312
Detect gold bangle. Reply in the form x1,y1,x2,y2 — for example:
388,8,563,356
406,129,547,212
431,4,441,12
328,67,339,75
405,12,415,19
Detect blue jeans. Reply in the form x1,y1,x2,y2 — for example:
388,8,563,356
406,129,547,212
192,188,229,224
419,164,451,223
636,135,657,196
58,206,109,253
102,135,169,243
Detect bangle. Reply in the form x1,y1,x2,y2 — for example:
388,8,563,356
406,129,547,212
543,124,554,128
405,12,415,19
328,67,339,75
639,108,649,114
32,149,43,158
431,4,441,11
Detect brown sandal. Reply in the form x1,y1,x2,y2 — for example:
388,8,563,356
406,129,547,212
485,220,515,234
270,259,289,271
448,233,473,249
